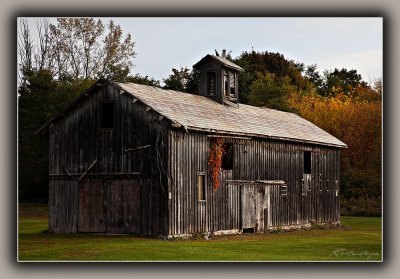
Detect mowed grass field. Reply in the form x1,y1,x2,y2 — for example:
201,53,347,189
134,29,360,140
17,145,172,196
18,203,382,261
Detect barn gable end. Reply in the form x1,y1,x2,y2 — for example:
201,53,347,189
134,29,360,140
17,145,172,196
48,81,169,235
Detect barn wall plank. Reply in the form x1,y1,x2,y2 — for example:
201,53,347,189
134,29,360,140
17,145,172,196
168,130,341,235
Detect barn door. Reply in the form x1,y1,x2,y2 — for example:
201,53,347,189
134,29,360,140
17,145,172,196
242,185,268,233
105,178,141,234
242,185,256,230
78,178,106,233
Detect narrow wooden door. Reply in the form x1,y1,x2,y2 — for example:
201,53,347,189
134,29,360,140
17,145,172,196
242,185,256,229
78,178,106,232
242,185,268,232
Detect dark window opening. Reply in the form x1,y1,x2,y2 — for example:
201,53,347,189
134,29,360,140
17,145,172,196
101,102,114,129
207,72,216,96
243,228,255,233
304,151,311,174
222,143,234,170
197,173,206,201
224,71,229,96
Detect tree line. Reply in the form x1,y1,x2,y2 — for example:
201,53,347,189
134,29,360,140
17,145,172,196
18,18,381,216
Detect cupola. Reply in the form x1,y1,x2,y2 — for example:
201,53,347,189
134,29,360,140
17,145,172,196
193,50,244,107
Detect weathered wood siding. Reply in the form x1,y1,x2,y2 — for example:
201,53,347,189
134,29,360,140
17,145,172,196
168,130,341,235
197,59,224,104
48,82,169,235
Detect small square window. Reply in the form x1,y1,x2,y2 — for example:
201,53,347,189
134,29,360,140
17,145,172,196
222,143,233,170
101,102,114,129
197,173,206,201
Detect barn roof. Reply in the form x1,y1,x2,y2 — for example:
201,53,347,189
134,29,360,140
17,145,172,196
115,82,347,148
193,54,244,72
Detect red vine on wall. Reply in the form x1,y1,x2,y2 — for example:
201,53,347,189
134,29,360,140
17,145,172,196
208,137,226,191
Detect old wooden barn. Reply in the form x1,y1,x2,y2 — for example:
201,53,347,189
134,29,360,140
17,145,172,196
38,51,347,236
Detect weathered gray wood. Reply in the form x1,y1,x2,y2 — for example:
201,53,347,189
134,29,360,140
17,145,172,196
167,130,341,235
78,178,106,232
48,79,341,236
48,81,169,235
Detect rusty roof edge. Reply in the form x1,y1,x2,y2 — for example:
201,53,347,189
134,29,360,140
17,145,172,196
183,126,348,148
111,81,184,128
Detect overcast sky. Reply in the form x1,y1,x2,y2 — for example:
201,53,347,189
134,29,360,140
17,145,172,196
21,17,383,85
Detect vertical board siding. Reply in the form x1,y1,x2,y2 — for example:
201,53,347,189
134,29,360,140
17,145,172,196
48,82,169,235
49,81,341,236
169,130,341,235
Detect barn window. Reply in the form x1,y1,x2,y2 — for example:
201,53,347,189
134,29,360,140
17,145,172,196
230,72,236,97
224,70,229,96
222,143,233,170
304,151,311,174
207,72,216,96
197,173,206,201
101,102,114,129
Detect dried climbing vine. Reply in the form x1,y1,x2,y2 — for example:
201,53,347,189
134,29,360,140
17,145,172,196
208,137,225,191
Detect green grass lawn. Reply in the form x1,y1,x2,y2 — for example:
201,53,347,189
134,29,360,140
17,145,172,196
18,203,382,261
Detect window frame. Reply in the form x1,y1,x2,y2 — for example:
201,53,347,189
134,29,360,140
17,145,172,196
197,172,207,202
223,70,229,97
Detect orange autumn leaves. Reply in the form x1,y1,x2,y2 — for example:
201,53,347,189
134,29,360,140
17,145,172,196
288,93,381,172
208,138,225,191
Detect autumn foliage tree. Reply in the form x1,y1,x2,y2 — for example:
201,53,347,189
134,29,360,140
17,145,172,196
288,91,382,215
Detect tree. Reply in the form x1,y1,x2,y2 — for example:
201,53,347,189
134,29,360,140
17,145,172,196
48,18,135,79
18,19,34,83
304,64,323,94
233,50,314,103
163,67,199,93
247,72,296,111
288,92,382,215
126,74,161,87
321,68,368,96
18,18,136,81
